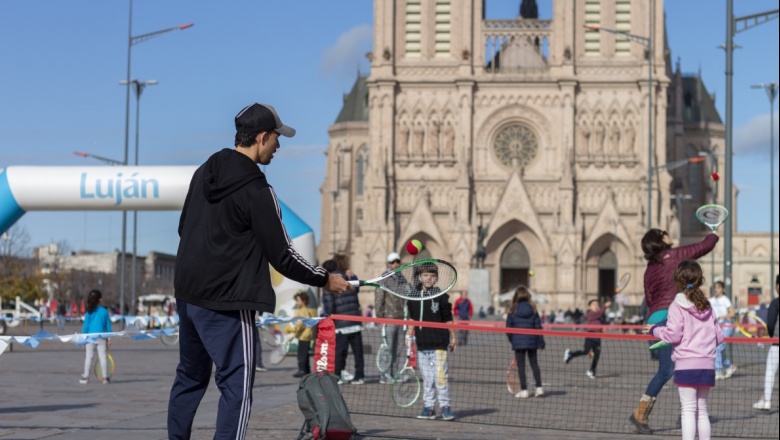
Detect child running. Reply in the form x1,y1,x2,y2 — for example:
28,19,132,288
505,286,545,398
563,298,612,379
646,260,724,440
406,262,457,421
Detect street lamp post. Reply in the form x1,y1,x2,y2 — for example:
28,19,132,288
120,0,192,317
119,79,157,317
722,3,778,302
585,0,655,228
751,82,777,297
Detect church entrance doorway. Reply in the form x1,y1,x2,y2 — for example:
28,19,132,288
500,239,530,293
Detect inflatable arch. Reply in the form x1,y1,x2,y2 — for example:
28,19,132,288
0,166,316,313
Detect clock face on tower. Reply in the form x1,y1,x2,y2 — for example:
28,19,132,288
493,124,538,169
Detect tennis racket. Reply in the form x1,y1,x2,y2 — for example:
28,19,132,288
649,340,671,351
615,272,631,294
348,259,458,301
696,204,729,232
93,352,115,381
261,324,283,347
269,334,292,365
376,324,392,374
506,360,521,395
736,312,768,338
392,336,421,408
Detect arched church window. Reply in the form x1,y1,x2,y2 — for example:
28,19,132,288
493,124,538,169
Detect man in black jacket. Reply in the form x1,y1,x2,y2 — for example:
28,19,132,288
168,103,351,440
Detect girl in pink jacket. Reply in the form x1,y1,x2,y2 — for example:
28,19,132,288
646,260,724,440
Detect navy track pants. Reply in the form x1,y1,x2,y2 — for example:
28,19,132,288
168,300,256,440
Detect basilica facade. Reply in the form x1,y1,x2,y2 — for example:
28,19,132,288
317,0,777,312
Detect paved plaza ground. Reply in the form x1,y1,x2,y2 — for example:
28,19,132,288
0,321,775,439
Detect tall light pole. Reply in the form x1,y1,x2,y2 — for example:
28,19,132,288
585,0,655,228
751,82,777,297
722,3,778,302
119,79,157,316
120,0,192,317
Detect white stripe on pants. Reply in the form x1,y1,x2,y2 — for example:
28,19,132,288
418,349,450,408
83,338,108,379
678,386,711,440
764,345,779,402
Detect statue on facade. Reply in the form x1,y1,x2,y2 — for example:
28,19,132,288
413,124,425,158
475,225,488,268
609,125,621,155
428,121,440,158
519,0,539,19
442,123,455,157
399,125,410,157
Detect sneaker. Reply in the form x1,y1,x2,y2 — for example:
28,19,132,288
102,377,111,385
715,371,725,380
255,366,267,372
292,371,306,378
337,378,349,385
379,375,393,385
586,370,595,379
535,387,544,397
341,370,355,381
79,376,88,384
563,349,572,364
724,365,737,378
441,406,456,421
753,399,771,411
417,407,436,419
351,378,365,385
515,390,529,399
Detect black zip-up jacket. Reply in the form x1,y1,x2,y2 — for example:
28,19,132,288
407,290,453,351
174,148,328,313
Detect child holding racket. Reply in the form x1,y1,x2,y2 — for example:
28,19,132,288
285,290,318,378
80,289,113,384
630,229,718,434
753,274,779,411
645,260,724,440
406,262,457,421
709,281,736,379
563,298,611,379
505,286,545,398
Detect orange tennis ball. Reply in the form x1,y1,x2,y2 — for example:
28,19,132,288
406,239,422,255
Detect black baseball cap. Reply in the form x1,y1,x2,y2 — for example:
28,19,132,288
235,103,296,137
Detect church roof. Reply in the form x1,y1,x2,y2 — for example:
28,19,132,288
681,75,722,125
335,75,368,124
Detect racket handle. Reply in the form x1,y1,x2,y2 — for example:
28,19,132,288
348,280,362,287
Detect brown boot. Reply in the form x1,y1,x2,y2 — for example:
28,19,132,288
629,395,656,434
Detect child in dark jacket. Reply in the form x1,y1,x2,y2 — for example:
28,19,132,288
506,286,545,398
563,298,611,379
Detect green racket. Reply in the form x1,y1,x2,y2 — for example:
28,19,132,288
649,340,671,351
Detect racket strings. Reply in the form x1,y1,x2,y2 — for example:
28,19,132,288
385,261,457,300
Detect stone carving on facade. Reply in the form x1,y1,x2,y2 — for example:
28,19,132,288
399,124,410,158
441,123,455,158
428,121,440,159
624,124,636,156
412,123,425,158
593,122,605,157
609,124,621,156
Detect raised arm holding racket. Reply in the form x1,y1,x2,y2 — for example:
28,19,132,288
630,206,721,434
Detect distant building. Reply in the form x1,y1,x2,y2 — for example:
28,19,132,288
33,243,175,307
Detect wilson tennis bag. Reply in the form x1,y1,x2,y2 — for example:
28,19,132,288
296,371,357,440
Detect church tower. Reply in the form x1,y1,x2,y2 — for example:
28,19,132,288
321,0,677,311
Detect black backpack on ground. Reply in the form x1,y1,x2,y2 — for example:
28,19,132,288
296,371,357,440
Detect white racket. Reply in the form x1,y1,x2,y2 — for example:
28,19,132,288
695,204,729,232
348,259,457,301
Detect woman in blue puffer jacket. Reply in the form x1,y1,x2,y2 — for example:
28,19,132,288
506,286,545,398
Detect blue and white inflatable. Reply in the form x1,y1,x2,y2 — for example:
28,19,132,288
0,166,316,313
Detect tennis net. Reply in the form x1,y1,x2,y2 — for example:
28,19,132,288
325,315,778,438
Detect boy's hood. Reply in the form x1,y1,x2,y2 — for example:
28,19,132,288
674,293,713,321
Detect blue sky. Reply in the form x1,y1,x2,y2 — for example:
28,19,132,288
1,0,778,257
